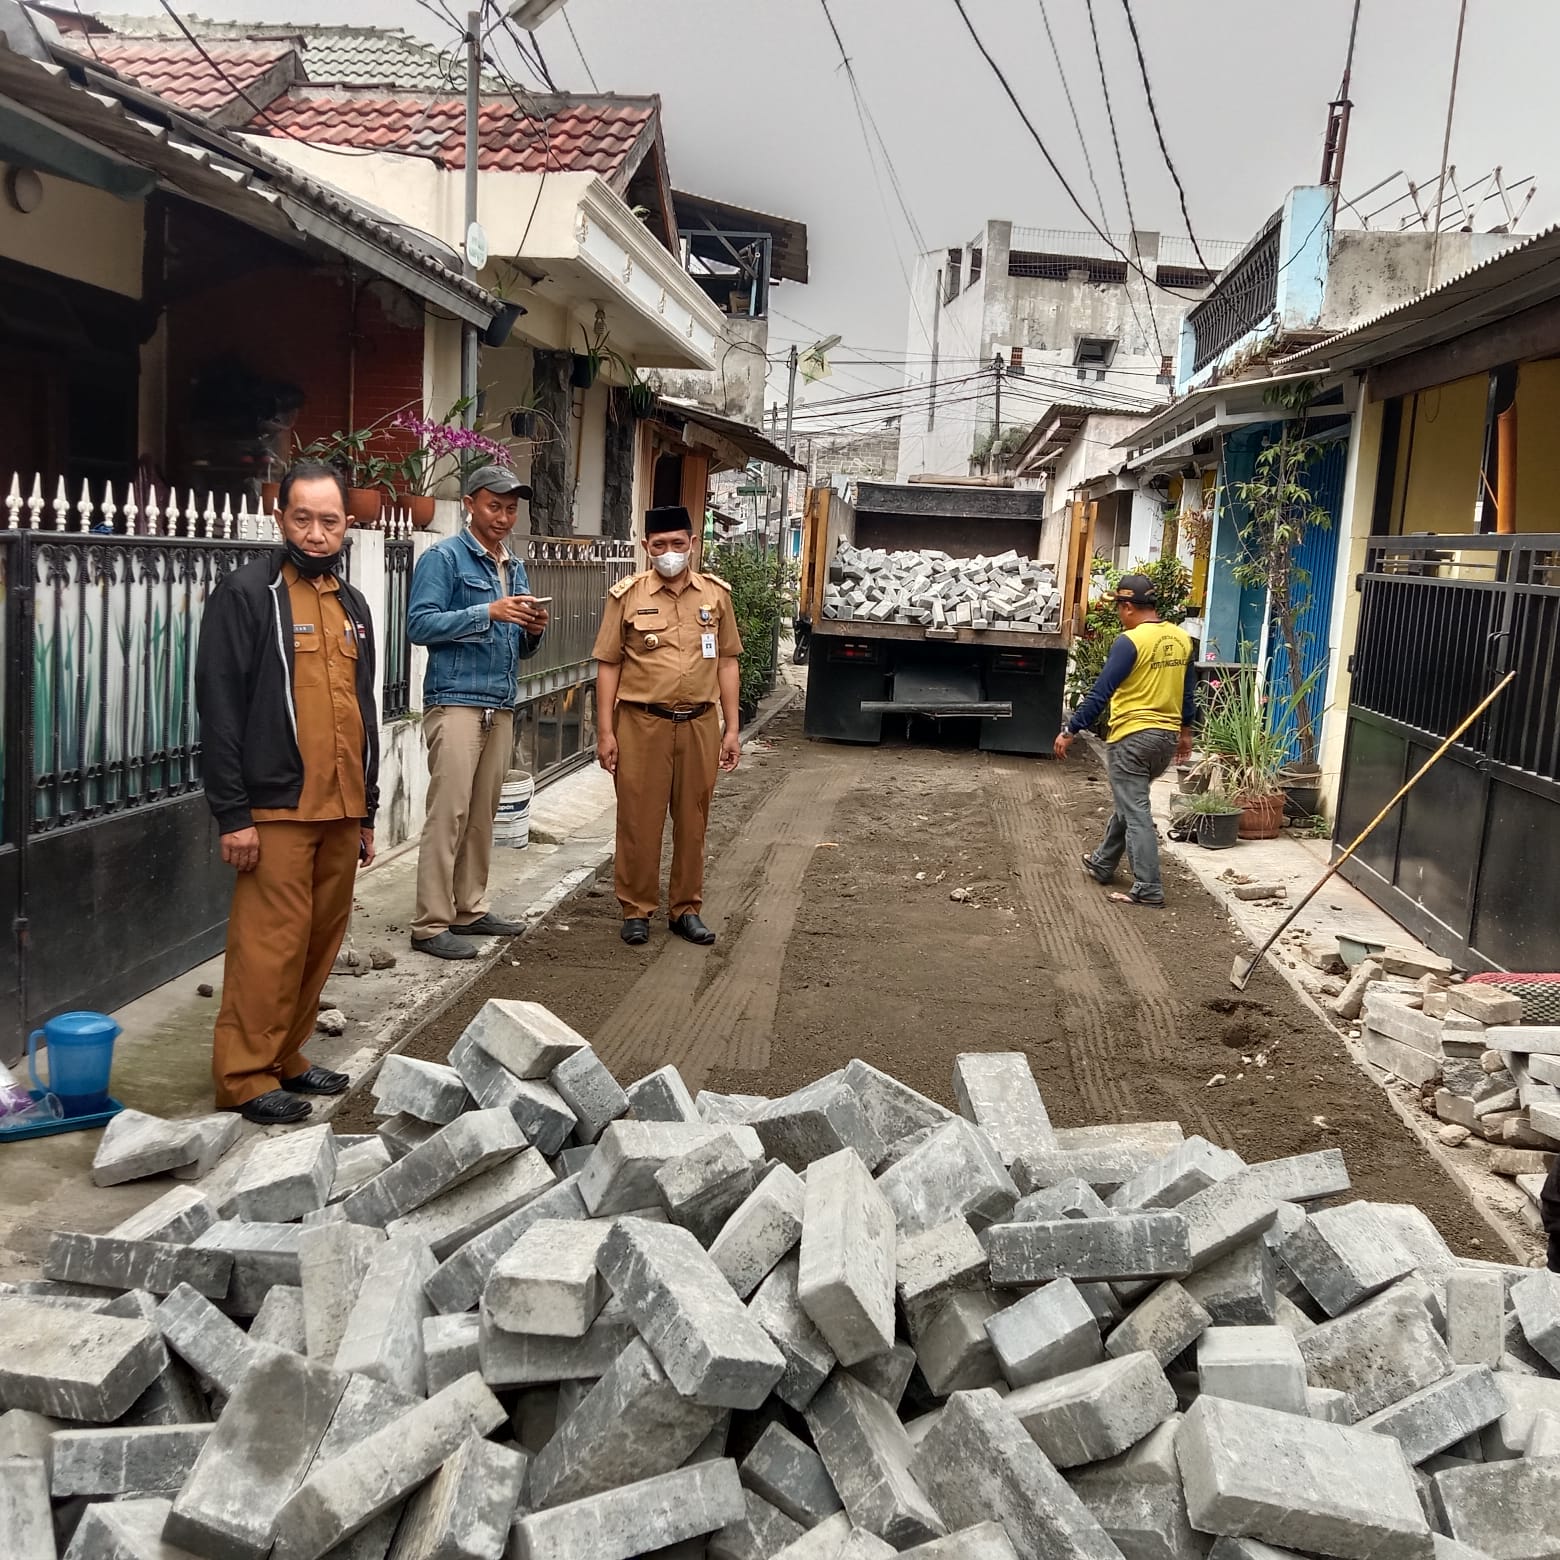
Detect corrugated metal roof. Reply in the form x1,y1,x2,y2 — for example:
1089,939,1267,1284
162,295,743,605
1284,225,1560,370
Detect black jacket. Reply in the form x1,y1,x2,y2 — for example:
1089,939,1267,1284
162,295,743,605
195,552,380,834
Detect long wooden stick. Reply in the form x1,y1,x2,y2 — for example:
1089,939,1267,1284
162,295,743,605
1232,670,1516,989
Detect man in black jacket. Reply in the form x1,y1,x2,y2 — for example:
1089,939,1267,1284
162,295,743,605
195,461,379,1124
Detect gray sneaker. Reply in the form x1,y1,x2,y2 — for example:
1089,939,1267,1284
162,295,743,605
411,931,477,960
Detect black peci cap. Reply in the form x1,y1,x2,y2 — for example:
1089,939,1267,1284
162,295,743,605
645,505,694,537
1114,572,1159,606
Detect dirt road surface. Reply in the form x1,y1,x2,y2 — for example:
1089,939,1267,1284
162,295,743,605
340,711,1490,1253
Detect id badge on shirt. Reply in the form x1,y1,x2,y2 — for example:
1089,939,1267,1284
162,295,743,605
701,632,717,659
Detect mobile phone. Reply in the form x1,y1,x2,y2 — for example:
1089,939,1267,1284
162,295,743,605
524,596,553,605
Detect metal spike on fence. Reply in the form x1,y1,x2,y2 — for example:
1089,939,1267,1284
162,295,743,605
5,473,19,530
123,487,139,535
144,488,161,536
26,475,43,531
220,495,234,539
52,478,70,532
76,480,92,532
185,490,200,538
101,482,118,534
202,493,217,540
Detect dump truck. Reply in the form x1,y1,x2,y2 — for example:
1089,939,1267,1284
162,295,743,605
794,480,1092,755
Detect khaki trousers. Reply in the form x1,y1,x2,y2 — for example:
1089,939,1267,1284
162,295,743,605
212,817,360,1108
613,703,720,920
412,705,513,940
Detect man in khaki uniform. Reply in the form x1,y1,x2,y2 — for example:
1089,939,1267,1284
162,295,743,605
593,505,743,946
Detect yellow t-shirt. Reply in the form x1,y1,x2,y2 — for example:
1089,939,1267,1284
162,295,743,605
1109,620,1193,742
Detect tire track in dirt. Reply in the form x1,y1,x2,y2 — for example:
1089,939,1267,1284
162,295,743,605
593,752,855,1083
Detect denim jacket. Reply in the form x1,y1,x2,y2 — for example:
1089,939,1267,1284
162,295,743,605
407,527,543,708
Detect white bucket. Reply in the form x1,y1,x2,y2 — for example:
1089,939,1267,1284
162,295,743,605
494,769,533,849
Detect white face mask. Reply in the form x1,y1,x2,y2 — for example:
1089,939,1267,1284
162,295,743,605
652,550,690,579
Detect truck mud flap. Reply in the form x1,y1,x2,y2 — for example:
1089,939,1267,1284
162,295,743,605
980,648,1066,756
804,637,887,744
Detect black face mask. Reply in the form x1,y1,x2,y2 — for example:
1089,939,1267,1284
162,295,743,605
284,540,342,579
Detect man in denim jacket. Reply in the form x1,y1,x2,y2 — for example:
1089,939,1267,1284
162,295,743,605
407,465,549,958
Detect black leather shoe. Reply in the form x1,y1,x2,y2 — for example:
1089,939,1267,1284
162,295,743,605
234,1089,313,1124
281,1065,349,1096
670,912,716,946
450,912,525,937
620,918,650,946
412,931,478,960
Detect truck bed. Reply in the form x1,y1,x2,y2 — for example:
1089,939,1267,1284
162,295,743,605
813,616,1068,652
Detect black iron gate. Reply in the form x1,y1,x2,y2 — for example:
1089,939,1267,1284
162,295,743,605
1336,533,1560,971
1,527,271,1058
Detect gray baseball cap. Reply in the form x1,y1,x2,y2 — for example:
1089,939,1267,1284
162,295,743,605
463,464,532,500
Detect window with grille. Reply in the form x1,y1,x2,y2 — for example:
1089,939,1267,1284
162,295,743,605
943,250,962,304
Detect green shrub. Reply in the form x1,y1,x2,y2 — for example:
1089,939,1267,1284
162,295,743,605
709,542,796,719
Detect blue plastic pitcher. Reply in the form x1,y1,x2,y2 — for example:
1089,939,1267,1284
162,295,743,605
28,1011,120,1118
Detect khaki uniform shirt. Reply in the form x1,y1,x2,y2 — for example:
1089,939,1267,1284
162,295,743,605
252,564,367,823
592,568,743,707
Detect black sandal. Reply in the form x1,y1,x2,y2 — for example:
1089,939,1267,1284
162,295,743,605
234,1089,313,1124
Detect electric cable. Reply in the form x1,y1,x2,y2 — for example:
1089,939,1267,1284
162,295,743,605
563,10,600,92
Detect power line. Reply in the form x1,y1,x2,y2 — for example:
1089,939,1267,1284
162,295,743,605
1117,0,1209,271
526,29,560,92
562,10,600,92
1037,0,1110,233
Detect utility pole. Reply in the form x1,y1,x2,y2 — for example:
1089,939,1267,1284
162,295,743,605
992,352,1005,449
461,10,481,427
776,344,799,548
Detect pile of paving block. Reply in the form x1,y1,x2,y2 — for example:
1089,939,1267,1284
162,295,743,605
5,1000,1560,1560
821,544,1061,636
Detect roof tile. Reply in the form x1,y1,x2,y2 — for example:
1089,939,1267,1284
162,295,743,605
65,37,293,115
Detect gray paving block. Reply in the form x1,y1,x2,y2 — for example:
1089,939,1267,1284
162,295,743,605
987,1215,1191,1285
897,1523,1020,1559
550,1046,629,1143
1177,1394,1430,1560
658,1132,763,1245
1180,1243,1277,1325
625,1064,700,1123
154,1283,283,1397
165,1350,345,1560
1177,1152,1350,1270
527,1334,721,1508
42,1231,233,1299
298,1221,386,1362
1197,1326,1308,1416
1076,1480,1200,1560
106,1186,218,1247
115,1350,211,1430
1482,1372,1560,1457
1012,1147,1160,1197
1106,1282,1211,1367
388,1433,526,1560
342,1109,527,1226
897,1219,990,1340
422,1311,480,1395
383,1148,561,1266
1358,1365,1507,1464
1012,1181,1115,1223
0,1409,60,1461
515,1462,746,1560
1298,1283,1455,1422
986,1278,1104,1387
597,1217,785,1409
1364,992,1445,1056
842,1059,955,1150
0,1457,53,1560
878,1118,1018,1237
699,1091,772,1125
750,1254,837,1411
477,1300,636,1386
1055,1124,1186,1153
709,1164,807,1300
1107,1137,1244,1214
710,1491,805,1560
271,1373,506,1560
918,1290,1007,1397
462,999,588,1078
1308,1387,1350,1423
424,1173,587,1315
741,1422,842,1527
1280,1204,1419,1317
769,1511,855,1560
751,1075,886,1173
377,1113,438,1160
848,1340,917,1409
1434,1459,1560,1560
1510,1271,1560,1371
232,1125,337,1223
49,1423,212,1496
487,1218,610,1337
249,1285,307,1352
797,1148,897,1367
1004,1353,1176,1468
190,1221,303,1317
910,1386,1122,1560
329,1139,395,1204
0,1298,167,1421
804,1371,945,1549
59,1495,191,1559
952,1052,1056,1166
371,1055,471,1125
448,1034,577,1154
553,1144,595,1178
333,1235,437,1398
580,1121,762,1216
90,1110,201,1186
1068,1413,1182,1488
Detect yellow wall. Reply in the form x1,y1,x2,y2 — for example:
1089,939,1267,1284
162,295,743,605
1395,372,1486,535
1516,357,1560,532
0,168,143,299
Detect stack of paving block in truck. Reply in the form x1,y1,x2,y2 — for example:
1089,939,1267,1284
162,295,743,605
820,543,1061,636
6,1004,1560,1560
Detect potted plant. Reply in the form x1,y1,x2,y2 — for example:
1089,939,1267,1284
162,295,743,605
572,323,605,389
392,402,516,523
1180,789,1243,849
301,427,391,525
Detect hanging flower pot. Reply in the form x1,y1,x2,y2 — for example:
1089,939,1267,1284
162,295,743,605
346,487,382,526
509,409,537,440
626,379,656,418
483,301,525,349
570,353,600,390
408,495,437,528
1236,791,1286,840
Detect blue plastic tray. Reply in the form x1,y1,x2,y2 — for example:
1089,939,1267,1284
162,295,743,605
0,1090,124,1143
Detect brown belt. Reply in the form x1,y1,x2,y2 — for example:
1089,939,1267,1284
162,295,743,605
642,702,713,723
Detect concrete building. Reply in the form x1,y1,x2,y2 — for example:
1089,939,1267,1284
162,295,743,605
894,221,1241,481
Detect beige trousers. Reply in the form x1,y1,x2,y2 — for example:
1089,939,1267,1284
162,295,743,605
412,705,513,939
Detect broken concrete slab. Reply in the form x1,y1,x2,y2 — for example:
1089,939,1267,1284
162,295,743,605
231,1125,338,1223
709,1163,807,1301
90,1110,202,1187
1004,1353,1177,1469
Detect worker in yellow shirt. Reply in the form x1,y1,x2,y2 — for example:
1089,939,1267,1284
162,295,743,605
1054,574,1195,907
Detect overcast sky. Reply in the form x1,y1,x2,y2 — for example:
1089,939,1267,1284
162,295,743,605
102,0,1560,420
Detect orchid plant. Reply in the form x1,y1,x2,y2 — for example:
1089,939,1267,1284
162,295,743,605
392,401,516,497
